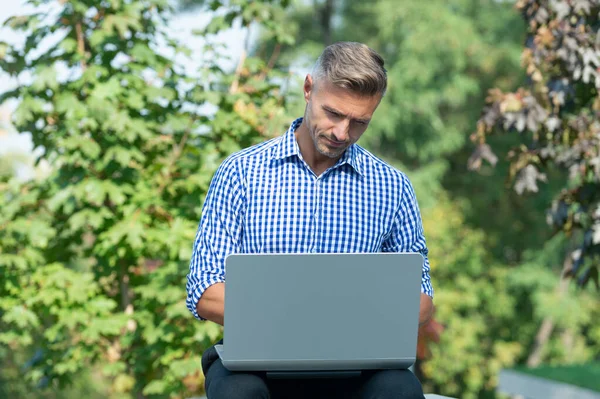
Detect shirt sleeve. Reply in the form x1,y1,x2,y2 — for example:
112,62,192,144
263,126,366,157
186,157,246,320
381,174,433,298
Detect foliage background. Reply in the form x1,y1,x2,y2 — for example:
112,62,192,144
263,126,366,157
1,0,599,398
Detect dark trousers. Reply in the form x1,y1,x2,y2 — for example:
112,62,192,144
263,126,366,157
202,340,426,399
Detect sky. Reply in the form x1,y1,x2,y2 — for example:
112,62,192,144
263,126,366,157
0,0,251,156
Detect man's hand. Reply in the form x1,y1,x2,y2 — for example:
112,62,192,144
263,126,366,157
196,282,225,325
419,293,433,326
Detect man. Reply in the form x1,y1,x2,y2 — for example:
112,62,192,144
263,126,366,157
186,41,434,399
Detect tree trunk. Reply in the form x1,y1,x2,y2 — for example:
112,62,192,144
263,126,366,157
526,318,554,367
561,328,575,357
526,254,572,367
120,261,132,311
320,0,334,45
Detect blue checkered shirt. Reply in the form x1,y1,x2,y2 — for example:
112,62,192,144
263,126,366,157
186,118,433,320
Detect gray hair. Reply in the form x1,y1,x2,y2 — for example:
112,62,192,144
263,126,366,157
312,42,387,97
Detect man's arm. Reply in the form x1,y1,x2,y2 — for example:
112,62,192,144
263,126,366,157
419,293,433,326
382,173,434,323
186,157,245,323
196,282,225,325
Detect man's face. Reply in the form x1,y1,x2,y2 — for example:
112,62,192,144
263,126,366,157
303,75,381,159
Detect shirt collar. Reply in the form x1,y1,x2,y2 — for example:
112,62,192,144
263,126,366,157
272,117,364,177
272,117,303,161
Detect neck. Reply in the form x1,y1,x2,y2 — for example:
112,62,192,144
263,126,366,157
294,121,339,176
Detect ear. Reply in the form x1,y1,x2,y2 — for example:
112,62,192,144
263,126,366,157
304,74,314,103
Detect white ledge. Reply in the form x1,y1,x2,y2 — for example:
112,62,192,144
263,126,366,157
498,369,600,399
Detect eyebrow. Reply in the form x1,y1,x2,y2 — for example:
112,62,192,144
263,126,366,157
322,105,370,124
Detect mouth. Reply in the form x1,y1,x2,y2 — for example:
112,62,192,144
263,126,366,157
322,136,346,148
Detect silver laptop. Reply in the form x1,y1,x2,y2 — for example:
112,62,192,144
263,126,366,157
215,252,423,377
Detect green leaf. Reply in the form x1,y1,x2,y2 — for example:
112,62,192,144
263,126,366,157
28,221,55,248
89,30,107,48
101,110,130,134
59,37,77,53
0,254,28,270
82,316,127,339
102,361,127,376
47,187,74,212
91,78,123,100
113,374,135,393
54,361,79,375
130,43,157,64
127,118,153,141
0,331,33,346
102,146,146,168
169,357,202,378
162,114,192,134
75,180,106,205
103,14,142,38
4,15,30,30
0,41,8,60
142,379,168,395
56,92,87,119
165,301,189,319
32,65,58,91
126,91,145,110
62,136,101,159
13,96,45,125
103,181,129,206
2,305,40,328
144,85,176,103
88,297,118,314
109,0,122,10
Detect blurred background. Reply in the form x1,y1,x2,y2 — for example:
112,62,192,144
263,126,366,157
1,0,599,398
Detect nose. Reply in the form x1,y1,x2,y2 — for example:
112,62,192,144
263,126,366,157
331,119,350,142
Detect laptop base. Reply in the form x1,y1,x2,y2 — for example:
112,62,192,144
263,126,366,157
216,345,363,378
266,371,362,379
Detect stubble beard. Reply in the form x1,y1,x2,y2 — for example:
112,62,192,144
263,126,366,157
304,104,348,159
310,127,348,159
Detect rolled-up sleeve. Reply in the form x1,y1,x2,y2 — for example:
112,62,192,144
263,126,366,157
382,174,433,298
186,157,246,320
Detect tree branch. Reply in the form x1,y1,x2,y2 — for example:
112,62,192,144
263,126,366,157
229,28,251,94
256,43,282,81
229,49,247,95
156,124,193,196
75,22,87,71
